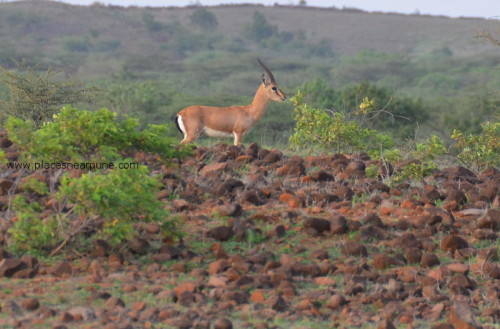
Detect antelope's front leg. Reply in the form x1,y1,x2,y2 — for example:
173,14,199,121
233,132,243,146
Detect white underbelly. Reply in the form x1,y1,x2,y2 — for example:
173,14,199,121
204,127,233,138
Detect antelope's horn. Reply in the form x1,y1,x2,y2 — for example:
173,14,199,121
257,58,275,83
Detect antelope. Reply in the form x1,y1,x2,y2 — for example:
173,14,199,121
175,58,286,146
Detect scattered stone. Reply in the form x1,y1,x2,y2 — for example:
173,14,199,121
209,226,234,241
448,302,481,329
128,237,150,254
326,294,346,310
67,306,96,321
51,261,72,277
0,179,14,195
172,198,190,211
270,296,288,312
373,254,402,270
421,253,441,268
218,203,243,217
377,319,397,329
405,247,422,264
330,215,348,234
21,298,39,311
200,162,228,177
105,297,126,308
441,235,468,252
0,258,27,277
303,217,330,234
341,241,368,257
214,318,233,329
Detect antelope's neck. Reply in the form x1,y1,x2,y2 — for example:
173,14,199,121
247,84,270,121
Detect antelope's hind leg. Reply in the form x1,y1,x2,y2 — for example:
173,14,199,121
177,115,200,144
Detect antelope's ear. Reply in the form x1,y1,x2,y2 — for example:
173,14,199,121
262,73,271,86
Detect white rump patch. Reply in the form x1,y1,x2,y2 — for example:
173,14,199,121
177,115,187,138
204,127,233,138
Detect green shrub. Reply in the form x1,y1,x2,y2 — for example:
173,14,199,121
7,196,58,255
289,90,394,154
5,106,189,164
300,79,429,139
452,121,500,171
20,176,49,196
56,164,178,246
7,166,179,255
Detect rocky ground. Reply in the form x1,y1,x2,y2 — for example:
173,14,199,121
0,141,499,329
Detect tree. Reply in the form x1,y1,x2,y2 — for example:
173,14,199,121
0,64,99,127
189,7,218,30
245,11,277,41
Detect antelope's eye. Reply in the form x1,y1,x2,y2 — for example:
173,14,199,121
272,86,277,91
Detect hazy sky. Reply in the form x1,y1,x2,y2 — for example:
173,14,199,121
54,0,499,19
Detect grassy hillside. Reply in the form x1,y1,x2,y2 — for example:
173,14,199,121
0,1,498,145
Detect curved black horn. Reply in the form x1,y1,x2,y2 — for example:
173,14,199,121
257,58,275,83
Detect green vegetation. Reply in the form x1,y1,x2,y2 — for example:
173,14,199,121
0,2,495,145
452,120,500,171
289,90,394,154
2,67,189,255
0,2,498,255
0,64,99,127
5,105,188,164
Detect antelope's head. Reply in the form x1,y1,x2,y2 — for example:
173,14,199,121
258,58,286,102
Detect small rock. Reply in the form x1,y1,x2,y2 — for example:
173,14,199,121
209,226,234,241
377,319,397,329
330,215,348,234
67,306,96,321
405,247,422,264
21,298,39,311
250,290,266,303
276,161,305,177
341,241,368,257
51,261,72,277
421,253,441,268
60,312,74,323
270,296,288,312
445,189,467,205
448,302,481,329
0,258,27,277
446,263,469,274
441,235,468,252
105,297,126,308
274,225,286,237
278,193,302,208
208,259,230,275
174,281,197,298
373,254,402,270
172,198,190,211
314,276,336,286
303,217,330,234
214,318,233,329
128,237,150,254
326,294,346,310
0,179,14,195
0,248,11,261
310,249,328,260
344,161,366,178
200,162,228,177
217,203,243,217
